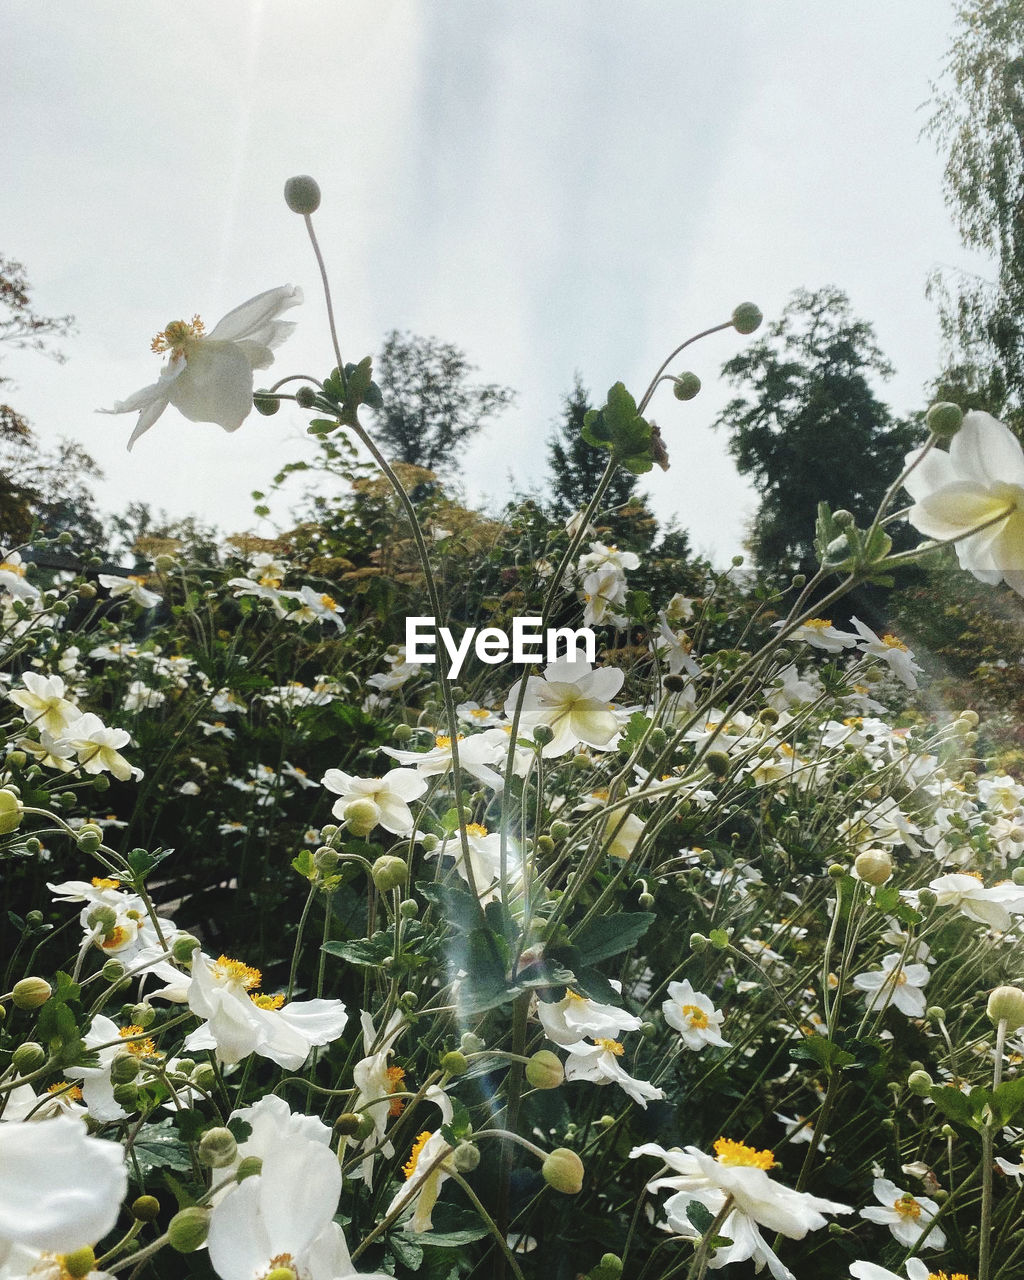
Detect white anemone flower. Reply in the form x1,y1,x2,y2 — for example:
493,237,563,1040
58,714,139,782
97,574,162,609
0,1117,127,1257
563,1038,664,1108
776,618,857,652
7,673,79,736
914,872,1024,931
663,980,730,1050
858,1177,946,1249
505,654,624,758
183,951,348,1069
348,1010,407,1186
852,953,930,1018
904,410,1024,594
849,1260,933,1280
321,767,427,835
0,552,39,603
849,617,923,690
386,1087,456,1233
101,285,301,450
538,989,642,1047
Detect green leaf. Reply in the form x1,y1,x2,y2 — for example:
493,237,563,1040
322,935,393,967
789,1038,856,1072
130,1119,194,1178
126,847,173,879
928,1084,977,1128
573,912,656,966
388,1234,424,1271
686,1201,715,1233
291,849,316,880
618,712,652,754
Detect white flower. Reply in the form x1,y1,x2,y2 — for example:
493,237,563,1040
538,990,642,1047
0,1117,127,1256
58,714,139,782
505,655,623,758
282,585,346,631
183,951,348,1069
122,681,165,712
775,1112,828,1152
858,1177,946,1249
382,728,510,790
64,1015,151,1123
430,823,523,904
97,574,162,609
852,953,930,1017
348,1011,407,1185
848,616,923,689
578,541,641,576
910,872,1024,931
663,980,729,1050
101,285,302,450
7,673,79,736
386,1088,456,1233
849,1260,931,1280
563,1039,664,1108
778,618,858,652
904,410,1024,594
321,767,427,834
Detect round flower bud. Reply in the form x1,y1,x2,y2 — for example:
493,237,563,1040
12,976,51,1010
535,835,555,857
131,1195,161,1222
345,798,381,839
130,1003,156,1029
101,959,126,983
294,385,317,409
571,753,592,770
371,854,408,893
550,821,571,843
926,1006,946,1023
532,724,555,746
236,1156,263,1181
689,932,709,953
62,1247,96,1279
461,1031,485,1054
252,391,280,416
110,1052,140,1085
86,905,118,936
826,863,845,880
704,750,730,778
92,775,110,792
320,824,340,842
638,892,655,909
731,302,763,335
640,1021,657,1039
1013,867,1024,887
392,723,414,743
907,1069,934,1096
672,372,701,401
6,751,26,769
170,935,200,966
832,509,855,529
542,1148,584,1194
12,1042,46,1073
334,1113,363,1136
596,1255,624,1279
0,789,24,835
988,985,1024,1032
958,709,980,728
398,994,418,1016
112,1082,139,1108
452,1141,481,1173
790,573,806,589
854,848,893,886
918,888,938,908
926,401,964,438
167,1207,210,1253
421,833,439,852
599,1114,616,1130
399,898,420,919
526,1050,564,1090
440,1050,469,1076
314,847,340,873
284,174,322,215
26,910,44,927
199,1127,238,1168
76,824,104,852
758,707,780,726
663,674,686,693
191,1063,218,1090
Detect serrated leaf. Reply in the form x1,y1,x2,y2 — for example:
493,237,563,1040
574,912,656,965
130,1119,194,1178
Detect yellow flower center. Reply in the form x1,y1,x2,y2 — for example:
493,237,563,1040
128,574,148,586
119,1025,158,1057
804,618,833,630
927,1273,971,1280
101,926,130,950
843,716,864,727
882,633,908,651
434,734,463,749
386,1065,406,1116
893,1193,922,1218
596,1038,625,1056
404,1130,433,1179
260,1253,298,1280
0,560,26,577
91,876,120,890
465,822,489,837
713,1136,776,1169
470,708,491,719
46,1082,83,1101
214,955,262,989
151,315,205,354
319,594,338,611
681,1004,709,1029
250,993,286,1010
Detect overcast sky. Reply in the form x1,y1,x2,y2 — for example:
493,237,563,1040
2,2,978,562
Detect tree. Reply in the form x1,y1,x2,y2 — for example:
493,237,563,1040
926,0,1024,426
712,286,918,581
545,374,641,525
367,330,514,475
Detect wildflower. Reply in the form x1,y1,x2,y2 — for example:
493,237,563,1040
581,568,628,627
849,1261,951,1279
778,618,858,652
58,713,140,782
853,953,930,1018
0,550,40,602
97,573,162,608
7,673,80,736
321,767,427,835
908,873,1024,932
849,616,923,689
283,584,346,631
385,1088,456,1232
663,980,729,1050
775,1112,828,1151
904,410,1024,595
538,989,642,1046
122,681,165,712
348,1011,407,1185
65,1015,158,1122
505,654,624,758
0,1116,127,1255
102,285,302,449
859,1177,946,1248
562,1039,664,1108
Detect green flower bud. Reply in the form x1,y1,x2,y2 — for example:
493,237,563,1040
171,1058,195,1077
854,849,893,886
421,833,439,852
596,1255,623,1279
689,932,709,953
112,1082,139,1108
958,709,980,728
535,835,555,856
918,888,938,908
110,1053,140,1085
12,976,51,1010
130,1003,156,1028
460,1031,485,1054
6,751,26,768
131,1194,161,1222
757,707,779,726
543,1147,584,1194
171,934,201,964
926,401,964,438
294,385,317,409
640,1021,657,1039
638,892,655,909
284,174,322,215
252,391,280,416
371,854,408,893
440,1050,469,1076
334,1113,364,1137
672,372,701,401
167,1206,210,1253
236,1156,263,1181
190,1063,218,1090
526,1050,564,1090
731,302,763,334
598,1114,616,1129
1013,868,1024,887
319,823,340,842
532,724,555,746
62,1247,96,1279
91,775,110,792
101,959,126,983
663,674,686,693
907,1069,934,1096
399,898,419,919
790,573,806,589
76,824,104,853
12,1042,46,1073
926,1006,946,1023
832,509,855,529
571,752,592,770
0,789,24,835
704,750,730,778
25,910,43,927
86,905,118,935
550,821,571,842
392,723,414,743
198,1127,238,1168
398,991,418,1012
988,985,1024,1032
345,798,381,839
452,1141,481,1172
313,846,340,873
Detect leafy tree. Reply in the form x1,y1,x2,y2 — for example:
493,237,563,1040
545,374,641,526
926,0,1024,426
712,286,918,581
367,330,514,475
